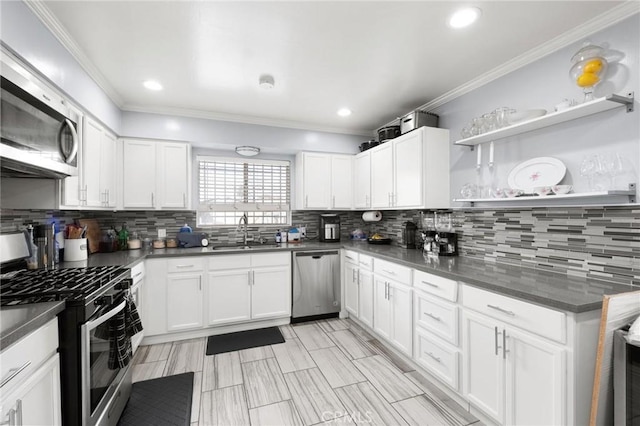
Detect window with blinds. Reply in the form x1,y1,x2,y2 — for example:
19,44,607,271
197,156,290,226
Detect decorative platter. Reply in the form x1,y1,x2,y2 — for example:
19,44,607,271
507,157,566,191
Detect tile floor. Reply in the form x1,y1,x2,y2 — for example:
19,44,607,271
132,319,482,426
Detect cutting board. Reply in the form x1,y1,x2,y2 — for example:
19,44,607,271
77,219,101,254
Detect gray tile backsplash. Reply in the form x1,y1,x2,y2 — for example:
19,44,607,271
1,206,638,285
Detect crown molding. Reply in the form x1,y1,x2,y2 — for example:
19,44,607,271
379,1,640,129
122,104,373,137
24,0,125,107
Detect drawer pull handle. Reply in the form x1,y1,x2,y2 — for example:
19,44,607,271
382,269,396,275
1,408,16,426
422,281,439,288
132,271,143,279
1,361,31,388
487,304,515,316
425,352,441,363
424,312,441,322
345,256,355,261
175,265,195,269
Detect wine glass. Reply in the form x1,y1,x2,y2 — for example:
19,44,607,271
604,152,624,189
579,156,596,191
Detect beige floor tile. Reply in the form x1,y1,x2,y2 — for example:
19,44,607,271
294,323,336,351
309,347,366,388
272,338,316,374
334,382,409,426
133,343,172,364
353,355,422,403
200,385,250,426
366,338,415,373
329,330,376,360
249,400,304,426
239,345,275,363
242,358,291,408
132,360,166,383
216,351,244,389
344,320,376,342
317,318,350,333
279,325,298,340
393,395,472,426
202,353,216,392
164,338,205,375
284,368,345,425
191,371,202,423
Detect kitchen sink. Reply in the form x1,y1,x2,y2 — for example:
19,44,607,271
211,243,282,251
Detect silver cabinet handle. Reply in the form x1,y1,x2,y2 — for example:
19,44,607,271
175,264,195,269
383,269,396,275
487,304,515,316
352,270,357,282
425,352,441,363
503,330,508,359
1,408,16,426
132,271,143,279
305,195,308,208
151,192,155,207
15,400,22,426
388,193,392,207
424,312,441,322
106,189,110,205
494,326,500,356
183,193,186,208
421,280,438,288
345,255,355,261
252,270,255,285
248,271,252,286
1,361,31,388
332,196,335,208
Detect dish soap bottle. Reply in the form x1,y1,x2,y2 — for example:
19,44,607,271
179,224,193,233
275,229,281,243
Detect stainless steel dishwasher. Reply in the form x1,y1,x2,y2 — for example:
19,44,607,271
292,250,340,322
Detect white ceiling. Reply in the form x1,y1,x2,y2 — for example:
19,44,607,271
37,1,627,135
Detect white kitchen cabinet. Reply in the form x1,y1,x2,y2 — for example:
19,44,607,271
358,269,374,328
344,259,359,317
121,138,191,210
462,293,566,425
369,126,450,209
295,152,352,209
0,319,61,426
167,273,204,332
207,252,291,325
353,151,371,209
373,276,413,356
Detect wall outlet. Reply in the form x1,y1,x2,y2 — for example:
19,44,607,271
158,228,167,238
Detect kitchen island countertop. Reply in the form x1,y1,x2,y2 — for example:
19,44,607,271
0,301,65,351
59,241,637,314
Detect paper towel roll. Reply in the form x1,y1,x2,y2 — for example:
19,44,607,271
362,211,382,222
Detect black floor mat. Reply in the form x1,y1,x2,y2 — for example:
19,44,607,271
206,326,285,355
118,372,193,426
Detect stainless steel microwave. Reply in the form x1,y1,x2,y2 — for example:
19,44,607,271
1,51,79,178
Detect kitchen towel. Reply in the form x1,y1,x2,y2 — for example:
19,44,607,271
362,211,382,222
95,294,144,369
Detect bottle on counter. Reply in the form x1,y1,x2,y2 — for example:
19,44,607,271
118,223,129,250
275,229,281,243
179,223,193,233
26,225,38,269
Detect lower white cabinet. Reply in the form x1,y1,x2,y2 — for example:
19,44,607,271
0,319,61,426
358,269,374,328
167,273,204,332
344,258,359,317
208,269,252,325
373,276,413,356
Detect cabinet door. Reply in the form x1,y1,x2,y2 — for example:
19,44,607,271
505,328,565,426
166,273,203,332
301,153,331,208
252,266,291,319
390,282,413,356
462,310,504,424
353,152,371,209
373,276,391,340
100,131,117,207
331,155,352,209
358,269,374,328
370,144,394,208
208,270,251,325
122,140,156,208
158,142,189,209
83,118,103,207
142,260,167,336
0,354,61,426
394,131,423,208
344,262,359,317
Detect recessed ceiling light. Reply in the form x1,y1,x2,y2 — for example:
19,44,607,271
259,74,275,89
449,7,481,29
337,108,352,117
143,80,163,91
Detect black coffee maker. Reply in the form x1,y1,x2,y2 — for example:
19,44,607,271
399,222,417,249
436,231,458,256
319,214,340,242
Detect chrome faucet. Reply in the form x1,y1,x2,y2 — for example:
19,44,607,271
238,213,250,245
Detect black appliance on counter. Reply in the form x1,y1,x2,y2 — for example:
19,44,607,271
319,214,340,242
399,221,417,249
1,232,134,426
436,231,458,256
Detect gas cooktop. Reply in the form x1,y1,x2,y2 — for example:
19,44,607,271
0,266,129,306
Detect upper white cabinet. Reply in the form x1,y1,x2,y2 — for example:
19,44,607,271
353,151,371,209
295,152,352,209
61,114,116,209
370,126,450,209
121,139,191,210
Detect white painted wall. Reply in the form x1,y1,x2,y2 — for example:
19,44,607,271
432,14,640,202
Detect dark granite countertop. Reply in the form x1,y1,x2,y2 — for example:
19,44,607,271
0,301,65,351
58,241,636,314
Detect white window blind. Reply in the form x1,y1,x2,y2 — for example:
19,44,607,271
197,156,290,226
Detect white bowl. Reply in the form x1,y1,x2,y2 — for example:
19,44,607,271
505,188,523,198
552,184,573,194
534,186,553,196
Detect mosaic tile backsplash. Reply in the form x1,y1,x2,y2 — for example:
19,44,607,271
1,206,638,285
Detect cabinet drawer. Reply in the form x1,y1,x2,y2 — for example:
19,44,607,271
374,258,411,284
208,254,251,270
414,291,458,346
414,327,459,391
131,261,145,283
252,252,290,268
167,257,205,273
462,285,566,344
413,270,457,302
343,250,358,264
359,255,373,271
0,318,58,392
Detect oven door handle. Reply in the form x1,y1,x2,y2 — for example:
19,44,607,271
86,300,126,331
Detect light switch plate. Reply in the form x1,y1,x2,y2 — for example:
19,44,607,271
158,228,167,238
